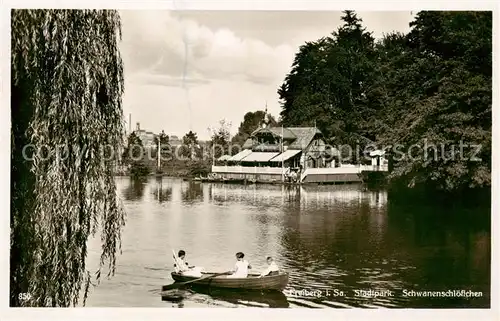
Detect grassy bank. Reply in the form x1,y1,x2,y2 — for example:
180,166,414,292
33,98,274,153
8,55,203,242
122,159,212,179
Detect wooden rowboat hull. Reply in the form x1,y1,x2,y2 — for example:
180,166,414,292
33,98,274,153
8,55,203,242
168,272,289,291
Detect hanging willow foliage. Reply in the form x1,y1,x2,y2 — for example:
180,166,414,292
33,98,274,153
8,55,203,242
11,9,126,307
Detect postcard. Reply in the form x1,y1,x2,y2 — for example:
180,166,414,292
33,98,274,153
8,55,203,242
2,1,497,321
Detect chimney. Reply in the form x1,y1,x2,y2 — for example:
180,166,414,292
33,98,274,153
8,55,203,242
136,122,140,131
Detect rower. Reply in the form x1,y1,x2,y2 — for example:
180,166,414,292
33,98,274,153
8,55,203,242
227,252,252,278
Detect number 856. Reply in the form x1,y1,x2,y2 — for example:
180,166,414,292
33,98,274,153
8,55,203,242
18,293,31,301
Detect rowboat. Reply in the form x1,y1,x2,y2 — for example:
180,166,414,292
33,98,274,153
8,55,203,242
168,271,289,291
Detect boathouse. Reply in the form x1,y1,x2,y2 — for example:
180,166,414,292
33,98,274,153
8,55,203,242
212,111,388,184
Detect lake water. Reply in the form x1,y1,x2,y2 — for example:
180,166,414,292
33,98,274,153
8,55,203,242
84,177,490,308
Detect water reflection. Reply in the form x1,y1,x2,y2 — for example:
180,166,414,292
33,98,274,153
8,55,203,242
208,183,387,210
122,178,147,201
152,178,172,203
85,177,489,308
181,182,204,204
276,195,490,308
383,202,491,307
163,287,289,308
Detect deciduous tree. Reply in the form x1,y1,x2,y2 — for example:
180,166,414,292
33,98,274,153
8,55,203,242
278,10,491,192
11,9,126,306
231,110,277,146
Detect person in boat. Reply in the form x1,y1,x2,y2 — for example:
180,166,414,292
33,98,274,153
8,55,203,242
259,256,280,277
174,250,204,277
227,252,252,278
173,250,191,273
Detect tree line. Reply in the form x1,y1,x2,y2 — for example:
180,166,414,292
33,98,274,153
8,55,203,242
277,10,491,192
122,113,278,174
122,129,208,177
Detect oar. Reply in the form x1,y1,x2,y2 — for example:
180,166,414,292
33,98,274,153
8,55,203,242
162,271,232,291
172,249,185,272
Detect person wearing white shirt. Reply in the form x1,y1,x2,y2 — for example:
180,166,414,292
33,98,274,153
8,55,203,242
260,256,280,277
227,252,252,278
174,250,190,273
173,250,204,277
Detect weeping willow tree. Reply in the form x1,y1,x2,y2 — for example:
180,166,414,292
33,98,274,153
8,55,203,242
11,9,126,307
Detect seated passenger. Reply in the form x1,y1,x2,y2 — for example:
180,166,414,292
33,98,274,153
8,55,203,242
174,250,204,277
259,256,280,277
227,252,252,278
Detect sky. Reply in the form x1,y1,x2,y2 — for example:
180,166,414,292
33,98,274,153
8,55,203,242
120,10,416,140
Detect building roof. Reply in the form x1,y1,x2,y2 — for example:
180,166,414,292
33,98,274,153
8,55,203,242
245,126,322,152
241,152,280,162
251,127,296,139
227,149,252,162
217,155,232,161
250,126,322,150
286,127,322,150
269,149,302,162
242,138,253,149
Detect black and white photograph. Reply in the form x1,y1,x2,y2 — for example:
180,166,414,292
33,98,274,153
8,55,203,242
2,0,497,318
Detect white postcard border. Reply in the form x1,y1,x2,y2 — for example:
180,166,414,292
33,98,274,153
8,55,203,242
0,1,498,320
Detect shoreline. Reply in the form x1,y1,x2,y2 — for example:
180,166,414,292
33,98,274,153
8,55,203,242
114,173,366,186
115,172,490,207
